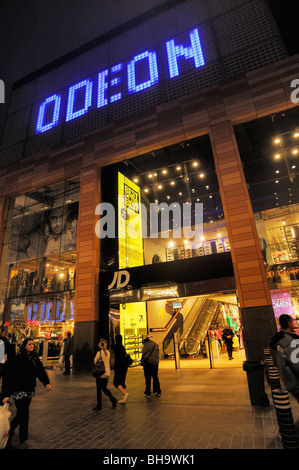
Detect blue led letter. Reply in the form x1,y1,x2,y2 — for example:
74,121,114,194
110,63,123,103
36,94,61,134
127,51,159,94
97,70,108,108
166,28,205,78
66,79,93,122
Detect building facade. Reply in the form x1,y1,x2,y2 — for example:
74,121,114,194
0,0,298,370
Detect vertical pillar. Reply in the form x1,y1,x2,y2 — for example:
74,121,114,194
209,120,277,361
0,197,11,325
0,197,10,262
73,164,101,370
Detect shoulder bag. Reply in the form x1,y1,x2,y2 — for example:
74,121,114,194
92,351,106,378
140,344,155,366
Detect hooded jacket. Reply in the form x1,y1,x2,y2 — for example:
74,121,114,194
270,329,299,394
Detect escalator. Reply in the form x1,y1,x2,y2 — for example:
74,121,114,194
162,297,205,357
179,298,220,356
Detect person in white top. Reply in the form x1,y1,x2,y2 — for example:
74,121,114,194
93,339,117,411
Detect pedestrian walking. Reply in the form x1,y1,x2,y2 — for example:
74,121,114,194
141,335,161,398
222,323,234,360
113,334,129,404
2,338,51,448
0,326,16,364
93,339,117,411
270,314,299,403
63,331,74,375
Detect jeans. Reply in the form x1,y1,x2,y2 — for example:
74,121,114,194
96,378,116,408
64,355,71,373
143,363,161,396
225,343,233,358
10,397,32,443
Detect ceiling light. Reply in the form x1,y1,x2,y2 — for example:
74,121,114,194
199,173,205,178
144,188,149,193
274,154,281,159
157,184,163,189
179,192,182,196
176,166,181,171
162,169,168,174
294,132,299,138
292,148,298,155
133,178,139,183
148,173,153,178
275,180,279,183
170,181,175,185
276,170,279,174
274,137,281,144
292,165,296,169
192,161,199,167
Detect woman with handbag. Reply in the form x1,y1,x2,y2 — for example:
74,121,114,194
2,338,51,448
113,334,131,404
93,338,117,411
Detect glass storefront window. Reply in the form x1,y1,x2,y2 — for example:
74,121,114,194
101,134,228,271
0,177,79,356
235,107,299,328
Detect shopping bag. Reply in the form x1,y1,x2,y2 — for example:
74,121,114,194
0,403,11,449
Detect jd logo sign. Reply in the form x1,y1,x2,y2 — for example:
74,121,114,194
0,80,4,104
108,270,130,290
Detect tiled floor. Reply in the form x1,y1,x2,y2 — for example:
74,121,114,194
4,358,298,451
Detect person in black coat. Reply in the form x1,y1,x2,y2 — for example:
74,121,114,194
2,337,51,447
222,324,235,360
113,335,129,404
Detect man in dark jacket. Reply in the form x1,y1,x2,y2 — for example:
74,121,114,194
63,332,74,375
222,324,235,360
270,314,299,403
141,336,161,398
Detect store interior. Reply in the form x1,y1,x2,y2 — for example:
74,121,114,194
109,291,246,370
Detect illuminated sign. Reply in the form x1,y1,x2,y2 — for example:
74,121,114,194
271,289,294,318
36,28,205,134
118,172,144,269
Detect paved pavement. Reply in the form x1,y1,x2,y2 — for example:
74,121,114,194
3,355,299,461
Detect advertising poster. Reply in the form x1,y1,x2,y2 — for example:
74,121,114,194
118,172,144,269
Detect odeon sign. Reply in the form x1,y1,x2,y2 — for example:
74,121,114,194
36,28,205,134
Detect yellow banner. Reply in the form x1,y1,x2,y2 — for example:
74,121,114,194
118,172,144,269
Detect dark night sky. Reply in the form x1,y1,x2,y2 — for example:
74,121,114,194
0,0,297,135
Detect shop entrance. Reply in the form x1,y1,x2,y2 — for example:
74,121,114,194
108,290,245,370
